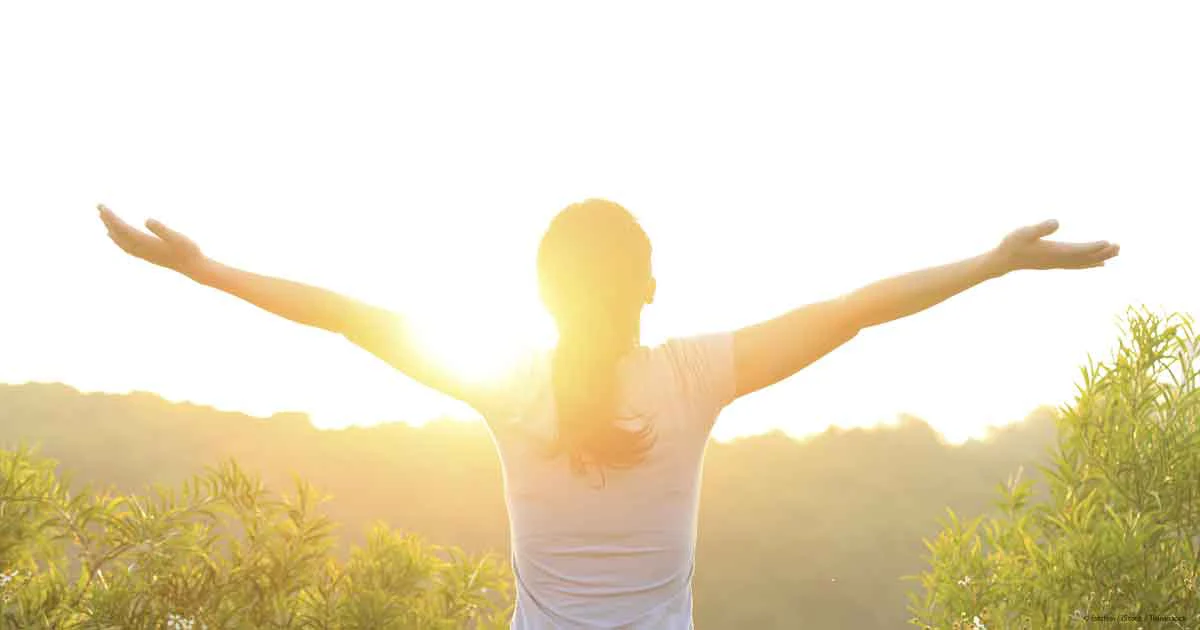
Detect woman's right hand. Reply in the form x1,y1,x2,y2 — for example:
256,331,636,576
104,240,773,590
98,204,210,278
988,219,1120,276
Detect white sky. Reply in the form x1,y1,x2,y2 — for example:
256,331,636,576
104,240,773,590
1,2,1196,443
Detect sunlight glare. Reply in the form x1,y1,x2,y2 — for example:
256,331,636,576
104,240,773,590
407,306,550,387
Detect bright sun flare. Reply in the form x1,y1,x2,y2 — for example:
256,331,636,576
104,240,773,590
407,307,553,386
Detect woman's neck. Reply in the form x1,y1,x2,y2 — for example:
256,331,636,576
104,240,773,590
556,316,642,351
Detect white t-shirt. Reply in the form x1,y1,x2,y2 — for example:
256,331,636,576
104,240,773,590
471,333,737,630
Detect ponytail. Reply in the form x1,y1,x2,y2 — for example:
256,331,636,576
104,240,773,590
537,199,657,484
550,304,655,485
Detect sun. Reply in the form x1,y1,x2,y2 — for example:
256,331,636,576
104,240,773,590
407,307,553,386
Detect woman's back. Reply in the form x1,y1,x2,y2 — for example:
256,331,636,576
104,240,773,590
481,334,736,629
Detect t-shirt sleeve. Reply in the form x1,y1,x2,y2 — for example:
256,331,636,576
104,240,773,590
461,350,546,432
663,332,738,433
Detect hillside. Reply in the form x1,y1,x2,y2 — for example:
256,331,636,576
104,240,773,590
0,382,1058,629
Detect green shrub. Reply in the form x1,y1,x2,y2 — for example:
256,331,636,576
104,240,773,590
908,308,1200,629
0,448,513,629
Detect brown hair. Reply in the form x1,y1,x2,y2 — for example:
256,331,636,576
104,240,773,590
537,199,656,483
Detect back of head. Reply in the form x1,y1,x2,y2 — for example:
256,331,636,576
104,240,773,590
537,199,656,483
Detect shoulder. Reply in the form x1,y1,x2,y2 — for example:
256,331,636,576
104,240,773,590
469,347,553,429
656,332,735,374
650,332,737,406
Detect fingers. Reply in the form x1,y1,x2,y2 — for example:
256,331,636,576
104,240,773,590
1084,242,1119,257
97,205,172,246
1064,240,1114,257
105,226,141,256
98,203,118,228
145,218,185,246
1048,239,1117,256
1095,242,1120,261
98,204,140,237
97,203,155,258
1063,243,1120,269
1018,219,1059,242
1006,219,1059,246
1076,243,1119,265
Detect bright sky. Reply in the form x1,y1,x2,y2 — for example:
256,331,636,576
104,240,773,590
2,2,1196,444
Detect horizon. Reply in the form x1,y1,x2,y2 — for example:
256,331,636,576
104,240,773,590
3,2,1197,444
0,379,1059,448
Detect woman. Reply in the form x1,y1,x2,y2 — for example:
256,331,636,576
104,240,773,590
98,199,1118,629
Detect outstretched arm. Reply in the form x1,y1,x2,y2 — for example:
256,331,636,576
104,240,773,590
732,219,1120,399
97,204,481,407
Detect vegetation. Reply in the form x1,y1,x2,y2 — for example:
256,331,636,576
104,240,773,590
0,386,1056,628
0,446,511,629
2,308,1195,628
909,309,1200,629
